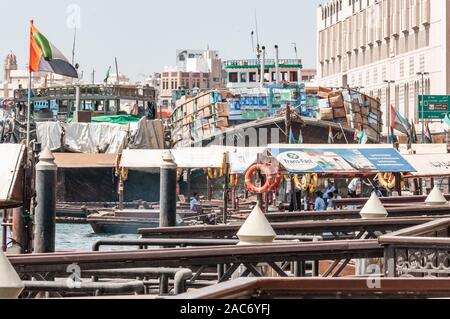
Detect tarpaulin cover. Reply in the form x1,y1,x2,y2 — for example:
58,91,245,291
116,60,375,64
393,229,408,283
37,119,164,154
267,144,416,174
68,115,141,125
402,154,450,178
121,148,226,169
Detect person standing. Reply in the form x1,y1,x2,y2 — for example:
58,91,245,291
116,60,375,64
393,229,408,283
348,178,361,198
314,190,326,212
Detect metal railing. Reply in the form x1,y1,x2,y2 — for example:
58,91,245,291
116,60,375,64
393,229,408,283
379,218,450,278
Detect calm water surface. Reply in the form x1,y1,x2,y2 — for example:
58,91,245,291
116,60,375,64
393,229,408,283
1,223,139,252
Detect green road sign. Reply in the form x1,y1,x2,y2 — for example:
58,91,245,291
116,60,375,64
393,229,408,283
418,95,450,120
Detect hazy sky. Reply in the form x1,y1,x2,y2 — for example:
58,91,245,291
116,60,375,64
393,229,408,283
1,0,322,81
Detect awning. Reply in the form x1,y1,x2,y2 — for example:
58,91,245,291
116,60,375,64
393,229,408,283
220,147,266,174
399,144,448,155
0,144,26,208
403,154,450,178
267,144,416,174
121,148,226,169
53,153,117,168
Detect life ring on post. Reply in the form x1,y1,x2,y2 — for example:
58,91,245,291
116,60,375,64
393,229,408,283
293,175,303,190
1,98,13,111
377,173,404,190
308,174,319,193
245,164,273,194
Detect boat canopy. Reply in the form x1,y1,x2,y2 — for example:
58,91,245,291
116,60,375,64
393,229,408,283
0,144,26,208
402,153,450,178
121,148,227,170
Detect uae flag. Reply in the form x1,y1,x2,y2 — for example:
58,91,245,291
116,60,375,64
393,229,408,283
29,21,78,78
390,105,411,136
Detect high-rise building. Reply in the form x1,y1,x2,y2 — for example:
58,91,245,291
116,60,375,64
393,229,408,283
316,0,446,135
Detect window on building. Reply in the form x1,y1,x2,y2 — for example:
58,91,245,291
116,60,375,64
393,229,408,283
228,72,238,83
290,71,298,82
240,73,247,83
281,72,288,82
249,72,257,82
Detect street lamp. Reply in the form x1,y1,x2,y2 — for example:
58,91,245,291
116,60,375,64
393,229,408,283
384,80,396,142
417,72,430,144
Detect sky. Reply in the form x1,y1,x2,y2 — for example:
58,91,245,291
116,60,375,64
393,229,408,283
0,0,323,81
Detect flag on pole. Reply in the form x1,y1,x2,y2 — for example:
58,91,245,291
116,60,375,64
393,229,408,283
425,123,433,144
390,105,411,136
104,66,112,83
358,130,368,145
410,120,418,144
29,21,78,78
298,129,303,144
444,114,450,130
328,126,335,144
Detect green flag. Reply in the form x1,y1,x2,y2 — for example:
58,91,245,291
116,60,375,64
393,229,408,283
104,66,112,83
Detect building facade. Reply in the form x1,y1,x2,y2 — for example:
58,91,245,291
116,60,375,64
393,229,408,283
223,59,303,89
317,0,448,135
159,49,223,111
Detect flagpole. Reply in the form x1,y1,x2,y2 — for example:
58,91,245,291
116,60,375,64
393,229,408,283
26,70,32,147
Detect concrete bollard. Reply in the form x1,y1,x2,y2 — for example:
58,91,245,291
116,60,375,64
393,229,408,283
359,192,388,219
34,148,57,253
425,186,448,206
237,205,277,245
160,151,178,228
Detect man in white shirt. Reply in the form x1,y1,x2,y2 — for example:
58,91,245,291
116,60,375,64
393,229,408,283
348,178,360,198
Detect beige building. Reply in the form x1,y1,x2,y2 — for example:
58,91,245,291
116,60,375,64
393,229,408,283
316,0,450,135
2,52,75,98
159,49,223,111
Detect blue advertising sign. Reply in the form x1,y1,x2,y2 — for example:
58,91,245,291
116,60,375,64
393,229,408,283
268,147,415,174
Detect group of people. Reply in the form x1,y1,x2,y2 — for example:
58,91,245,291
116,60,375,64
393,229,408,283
313,183,342,212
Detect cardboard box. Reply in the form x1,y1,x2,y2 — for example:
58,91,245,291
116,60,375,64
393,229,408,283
320,107,334,121
329,93,344,109
215,117,229,128
305,87,319,95
333,107,346,118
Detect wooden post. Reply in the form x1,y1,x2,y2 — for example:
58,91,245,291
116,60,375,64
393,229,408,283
395,173,402,197
186,169,191,204
285,103,291,144
207,176,212,201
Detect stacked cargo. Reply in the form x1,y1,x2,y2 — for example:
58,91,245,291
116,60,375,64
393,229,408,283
172,91,233,143
171,86,384,145
306,87,383,141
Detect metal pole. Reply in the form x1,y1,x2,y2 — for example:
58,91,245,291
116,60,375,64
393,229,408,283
186,169,191,204
12,207,27,254
223,167,229,225
26,71,32,147
159,151,178,227
275,45,280,85
260,46,266,89
115,57,120,85
34,149,57,253
2,209,7,252
421,74,425,144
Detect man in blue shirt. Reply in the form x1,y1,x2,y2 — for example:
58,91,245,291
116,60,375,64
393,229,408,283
314,191,326,212
190,193,203,213
323,182,336,201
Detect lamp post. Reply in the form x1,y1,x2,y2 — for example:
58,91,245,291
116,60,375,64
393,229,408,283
384,80,396,142
417,72,430,144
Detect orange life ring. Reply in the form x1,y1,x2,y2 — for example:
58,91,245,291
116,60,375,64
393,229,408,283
245,164,273,194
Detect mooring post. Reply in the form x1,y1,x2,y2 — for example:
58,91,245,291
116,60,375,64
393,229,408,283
34,149,57,254
160,151,177,227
